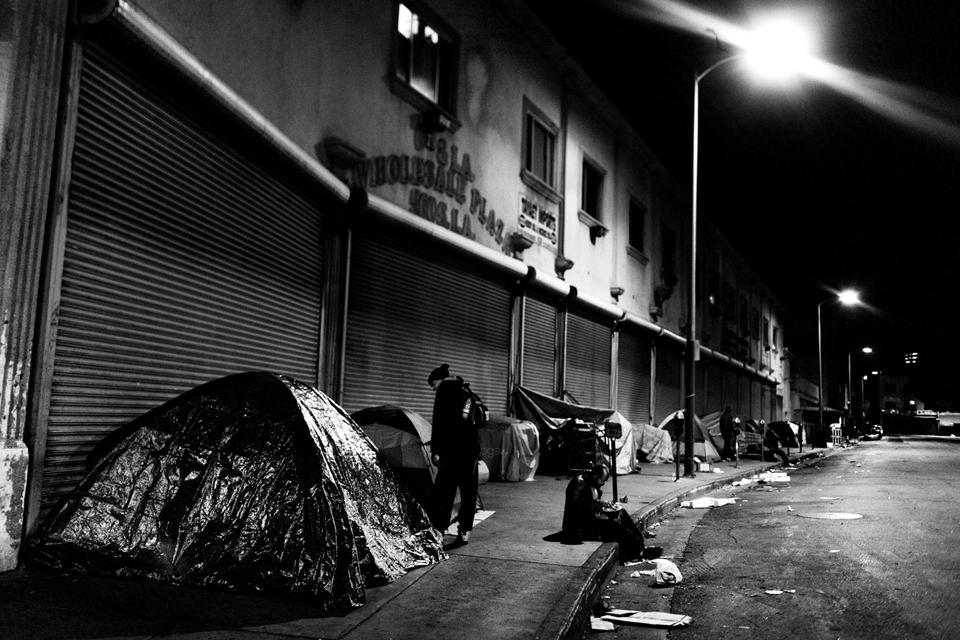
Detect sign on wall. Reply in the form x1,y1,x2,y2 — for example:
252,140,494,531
348,129,505,248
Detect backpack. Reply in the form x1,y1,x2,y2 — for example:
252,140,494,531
462,383,488,431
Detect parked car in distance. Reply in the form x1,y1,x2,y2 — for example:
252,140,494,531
863,423,883,440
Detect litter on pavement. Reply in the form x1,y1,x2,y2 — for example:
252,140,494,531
681,497,738,509
757,471,790,483
629,558,683,585
601,610,693,627
590,617,616,631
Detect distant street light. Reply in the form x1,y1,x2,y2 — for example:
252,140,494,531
684,17,815,476
847,346,873,433
817,289,862,447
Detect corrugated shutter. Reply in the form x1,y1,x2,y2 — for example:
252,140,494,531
341,233,511,420
738,375,751,419
705,360,724,416
617,329,651,425
654,341,682,423
752,380,763,420
565,309,611,408
521,293,557,396
43,41,325,513
723,368,737,414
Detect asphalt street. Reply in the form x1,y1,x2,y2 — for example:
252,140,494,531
600,438,960,640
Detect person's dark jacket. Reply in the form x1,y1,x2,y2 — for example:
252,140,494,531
561,474,604,540
431,377,480,458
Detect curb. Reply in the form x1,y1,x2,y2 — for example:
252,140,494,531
549,449,831,640
534,541,618,640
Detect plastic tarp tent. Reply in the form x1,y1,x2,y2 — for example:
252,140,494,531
31,372,446,612
351,405,437,510
631,419,674,464
768,421,801,448
657,410,722,462
479,415,540,481
512,385,638,474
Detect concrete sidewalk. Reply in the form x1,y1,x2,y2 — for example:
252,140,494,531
0,448,830,640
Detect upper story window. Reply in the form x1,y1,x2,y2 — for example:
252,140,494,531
739,296,749,336
579,156,607,242
751,307,760,340
521,99,560,200
581,158,604,220
628,198,646,253
772,324,779,351
393,2,459,122
763,317,771,348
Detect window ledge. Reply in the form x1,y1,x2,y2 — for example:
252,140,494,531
626,245,649,265
388,76,461,133
520,170,562,203
578,210,608,243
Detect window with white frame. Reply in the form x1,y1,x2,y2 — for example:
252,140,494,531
581,158,604,221
393,2,458,115
521,99,559,198
628,198,646,253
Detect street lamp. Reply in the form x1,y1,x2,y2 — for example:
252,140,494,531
847,346,872,434
684,20,814,476
816,289,862,447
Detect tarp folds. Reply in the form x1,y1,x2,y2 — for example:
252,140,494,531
657,410,722,462
31,372,446,612
768,421,801,448
479,415,540,481
511,386,668,473
352,405,437,511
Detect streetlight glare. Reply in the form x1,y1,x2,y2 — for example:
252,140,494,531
862,346,873,354
838,289,861,306
742,15,816,81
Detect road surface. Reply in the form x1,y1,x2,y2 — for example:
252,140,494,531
599,438,960,640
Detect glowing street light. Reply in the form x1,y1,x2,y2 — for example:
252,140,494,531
816,288,863,447
683,16,816,476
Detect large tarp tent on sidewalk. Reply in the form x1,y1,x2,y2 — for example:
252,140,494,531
657,409,722,462
31,372,446,612
351,405,437,511
512,386,672,473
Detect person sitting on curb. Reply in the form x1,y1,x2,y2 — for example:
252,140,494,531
561,464,662,562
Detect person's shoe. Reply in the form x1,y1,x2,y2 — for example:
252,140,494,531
641,545,663,560
456,530,471,544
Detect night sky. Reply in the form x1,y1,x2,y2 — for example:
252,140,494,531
526,0,960,408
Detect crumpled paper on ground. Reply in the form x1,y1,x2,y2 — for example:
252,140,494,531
680,497,738,508
629,558,683,585
602,610,693,627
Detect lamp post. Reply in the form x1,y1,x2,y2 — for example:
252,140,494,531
816,289,862,447
683,19,815,476
847,346,872,434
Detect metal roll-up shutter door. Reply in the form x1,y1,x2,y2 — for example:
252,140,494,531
565,309,611,408
722,368,737,413
706,361,723,416
617,330,651,425
342,234,511,419
42,41,325,513
752,380,763,420
738,375,751,419
521,293,557,396
654,342,682,423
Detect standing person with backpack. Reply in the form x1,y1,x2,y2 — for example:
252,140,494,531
427,363,486,545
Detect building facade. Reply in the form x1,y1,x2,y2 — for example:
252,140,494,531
0,0,788,570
